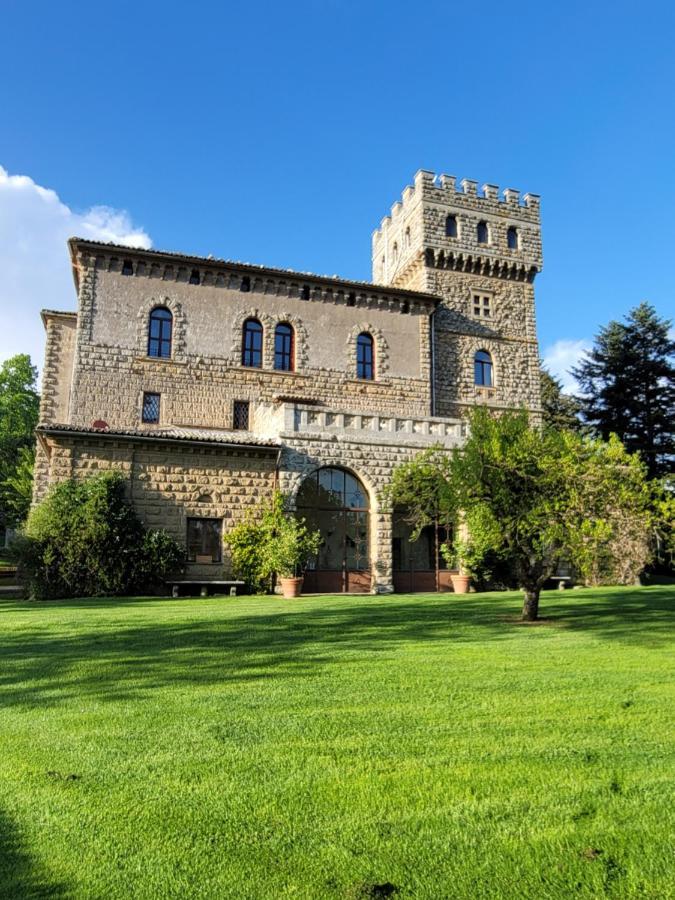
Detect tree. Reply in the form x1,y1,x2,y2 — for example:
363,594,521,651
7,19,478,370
450,407,652,621
539,366,581,431
381,447,457,540
0,354,40,527
572,303,675,478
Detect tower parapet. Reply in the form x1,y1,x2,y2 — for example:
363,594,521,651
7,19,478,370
372,169,542,287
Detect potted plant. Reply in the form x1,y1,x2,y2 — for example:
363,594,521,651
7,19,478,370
264,496,322,598
441,538,472,593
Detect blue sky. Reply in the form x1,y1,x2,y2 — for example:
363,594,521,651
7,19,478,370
1,0,674,389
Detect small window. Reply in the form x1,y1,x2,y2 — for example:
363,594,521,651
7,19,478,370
142,392,160,424
474,349,494,387
472,293,493,318
301,284,310,300
240,275,251,292
401,300,409,314
477,221,489,244
357,332,375,380
189,268,200,285
233,400,250,430
148,307,173,358
445,215,458,238
392,242,398,261
242,318,263,368
122,259,134,276
274,323,294,371
347,292,356,307
507,226,519,250
187,518,222,563
404,227,411,248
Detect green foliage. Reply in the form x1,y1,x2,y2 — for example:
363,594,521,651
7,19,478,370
572,302,675,478
15,471,184,599
539,365,582,431
381,446,457,539
451,408,653,617
224,491,321,590
0,354,40,528
651,477,675,571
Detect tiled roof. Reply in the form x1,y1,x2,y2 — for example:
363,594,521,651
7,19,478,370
68,237,439,303
38,423,279,450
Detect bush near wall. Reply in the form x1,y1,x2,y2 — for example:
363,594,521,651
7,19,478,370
14,472,184,600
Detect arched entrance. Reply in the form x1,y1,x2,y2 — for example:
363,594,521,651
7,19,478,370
296,467,371,593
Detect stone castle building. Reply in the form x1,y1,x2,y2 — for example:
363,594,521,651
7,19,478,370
35,170,542,593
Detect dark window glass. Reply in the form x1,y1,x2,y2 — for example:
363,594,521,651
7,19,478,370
242,318,263,367
122,259,134,276
474,349,493,387
507,226,519,249
301,285,310,300
233,400,249,430
147,307,173,358
187,518,222,563
477,221,489,244
445,215,458,238
240,275,251,292
356,332,374,380
347,292,356,307
142,392,160,424
189,268,200,284
274,323,294,371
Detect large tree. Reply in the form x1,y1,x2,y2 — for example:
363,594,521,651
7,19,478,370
572,303,675,478
0,354,40,528
539,365,581,431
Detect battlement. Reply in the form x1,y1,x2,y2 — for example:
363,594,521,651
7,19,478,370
372,168,543,286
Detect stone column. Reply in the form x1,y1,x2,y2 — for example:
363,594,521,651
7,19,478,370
371,508,394,594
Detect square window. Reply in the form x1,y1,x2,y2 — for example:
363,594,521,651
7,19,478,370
187,518,222,563
233,400,250,430
472,294,493,318
142,392,160,424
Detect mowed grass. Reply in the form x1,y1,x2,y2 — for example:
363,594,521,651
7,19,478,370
0,587,673,899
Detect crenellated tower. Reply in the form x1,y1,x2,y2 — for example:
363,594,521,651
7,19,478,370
372,169,543,419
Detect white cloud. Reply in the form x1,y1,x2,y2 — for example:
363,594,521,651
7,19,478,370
542,338,592,394
0,164,151,373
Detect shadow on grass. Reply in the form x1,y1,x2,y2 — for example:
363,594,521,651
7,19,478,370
0,587,672,708
0,809,66,898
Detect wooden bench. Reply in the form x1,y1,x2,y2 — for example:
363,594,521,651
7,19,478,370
165,579,245,598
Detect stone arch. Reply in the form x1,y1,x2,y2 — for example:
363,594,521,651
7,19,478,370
229,307,275,368
272,312,309,371
345,323,390,379
137,296,187,361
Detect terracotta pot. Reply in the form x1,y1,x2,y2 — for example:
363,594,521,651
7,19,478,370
280,576,304,598
450,573,470,594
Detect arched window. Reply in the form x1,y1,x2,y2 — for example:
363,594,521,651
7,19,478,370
404,227,411,248
507,226,519,249
445,215,458,238
477,221,489,244
274,322,294,371
474,349,494,387
242,318,263,368
357,332,375,380
392,242,399,262
147,307,173,358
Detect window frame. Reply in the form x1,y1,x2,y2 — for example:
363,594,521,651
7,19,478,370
445,214,458,238
186,517,223,564
147,306,173,359
232,400,250,430
507,226,519,250
141,391,161,424
241,318,263,368
472,292,494,319
356,332,375,381
274,322,295,372
474,349,494,387
476,220,490,245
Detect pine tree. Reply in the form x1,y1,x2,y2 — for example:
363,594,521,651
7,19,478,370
539,366,582,431
572,303,675,478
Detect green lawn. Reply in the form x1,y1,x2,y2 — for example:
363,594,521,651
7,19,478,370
0,587,673,899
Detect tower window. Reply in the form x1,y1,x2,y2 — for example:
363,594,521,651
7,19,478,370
122,259,134,276
357,332,375,380
189,268,200,285
240,275,251,292
445,215,458,238
233,400,250,430
347,292,356,307
507,226,519,250
477,221,489,244
474,349,494,387
274,322,294,371
301,284,310,300
392,242,399,262
147,306,173,358
141,392,160,424
472,293,493,318
404,227,411,248
242,318,263,368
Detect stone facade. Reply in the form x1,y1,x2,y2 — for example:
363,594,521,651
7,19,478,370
35,169,543,593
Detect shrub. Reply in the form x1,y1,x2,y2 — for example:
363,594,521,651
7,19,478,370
15,472,184,599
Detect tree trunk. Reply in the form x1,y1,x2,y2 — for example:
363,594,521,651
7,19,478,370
522,589,540,621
